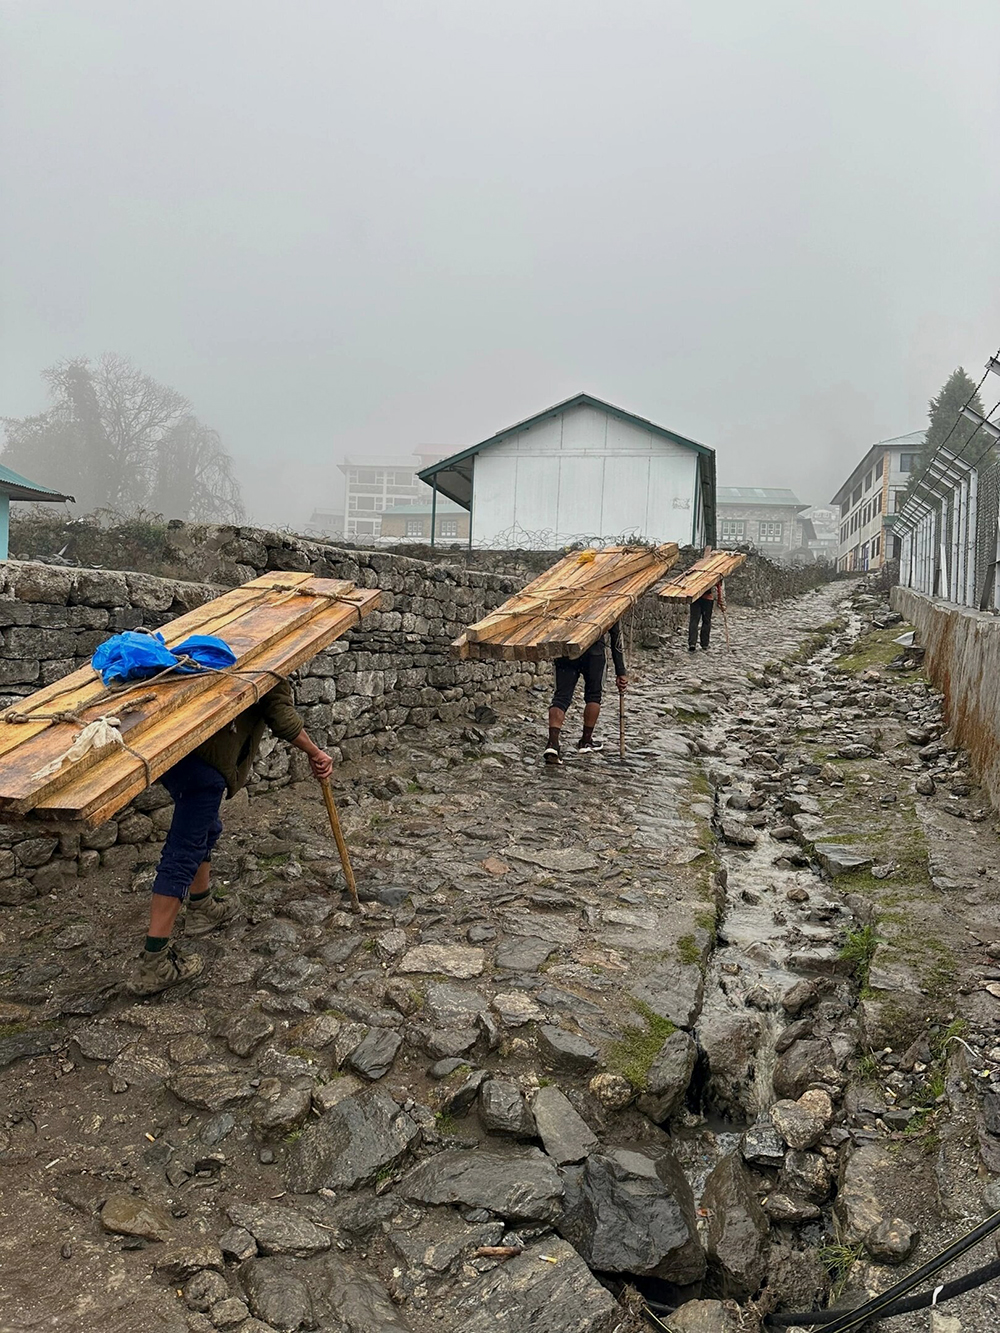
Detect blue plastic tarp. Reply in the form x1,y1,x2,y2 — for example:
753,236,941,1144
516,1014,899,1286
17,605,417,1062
91,630,237,686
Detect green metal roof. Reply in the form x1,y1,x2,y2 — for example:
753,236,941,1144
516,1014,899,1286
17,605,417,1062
416,392,716,543
0,462,73,503
381,500,464,517
717,486,806,508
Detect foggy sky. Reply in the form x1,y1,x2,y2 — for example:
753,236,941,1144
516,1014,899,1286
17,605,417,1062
3,0,999,527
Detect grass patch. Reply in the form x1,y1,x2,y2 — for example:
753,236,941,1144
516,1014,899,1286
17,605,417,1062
839,924,879,988
835,624,918,676
606,1002,676,1091
818,1242,865,1298
434,1112,458,1133
676,934,701,966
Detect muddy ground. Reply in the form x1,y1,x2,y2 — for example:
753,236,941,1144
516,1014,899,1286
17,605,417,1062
2,577,1000,1333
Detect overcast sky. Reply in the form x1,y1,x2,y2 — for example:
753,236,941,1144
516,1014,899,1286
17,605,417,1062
3,0,999,526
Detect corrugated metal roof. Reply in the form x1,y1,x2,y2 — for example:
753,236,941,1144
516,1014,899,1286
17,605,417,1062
717,486,805,506
0,463,73,503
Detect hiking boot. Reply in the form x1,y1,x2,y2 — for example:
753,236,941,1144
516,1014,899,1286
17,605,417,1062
127,945,204,997
577,738,605,754
543,746,563,766
184,894,236,937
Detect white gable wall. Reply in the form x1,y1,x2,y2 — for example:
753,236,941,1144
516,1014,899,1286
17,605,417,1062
470,403,702,547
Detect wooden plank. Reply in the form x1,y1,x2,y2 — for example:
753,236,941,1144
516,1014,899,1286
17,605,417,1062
453,544,677,661
0,581,364,810
32,586,383,825
656,550,746,602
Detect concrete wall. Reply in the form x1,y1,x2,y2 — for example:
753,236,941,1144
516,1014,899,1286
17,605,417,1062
891,586,1000,807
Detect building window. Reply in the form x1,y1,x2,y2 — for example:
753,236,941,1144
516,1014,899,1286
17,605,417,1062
898,452,919,473
405,518,424,538
876,456,884,477
874,492,882,514
872,534,881,557
354,519,375,535
718,519,746,540
439,518,459,539
758,521,784,543
864,471,872,491
841,499,851,517
852,485,862,507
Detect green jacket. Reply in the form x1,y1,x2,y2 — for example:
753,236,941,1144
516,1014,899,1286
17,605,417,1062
195,679,304,797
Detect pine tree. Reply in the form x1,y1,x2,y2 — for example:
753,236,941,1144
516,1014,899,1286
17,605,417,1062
909,368,987,496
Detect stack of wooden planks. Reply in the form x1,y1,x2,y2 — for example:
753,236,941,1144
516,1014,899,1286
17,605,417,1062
451,544,679,662
656,549,746,603
0,572,382,829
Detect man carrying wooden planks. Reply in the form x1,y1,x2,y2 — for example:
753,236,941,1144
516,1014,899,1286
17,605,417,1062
543,620,628,765
129,679,333,997
688,578,726,653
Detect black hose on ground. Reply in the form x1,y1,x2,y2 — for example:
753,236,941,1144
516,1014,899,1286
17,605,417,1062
763,1209,1000,1332
766,1257,1000,1327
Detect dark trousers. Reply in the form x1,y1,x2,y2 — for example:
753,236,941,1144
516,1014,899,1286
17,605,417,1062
151,754,226,900
552,645,606,711
688,597,713,649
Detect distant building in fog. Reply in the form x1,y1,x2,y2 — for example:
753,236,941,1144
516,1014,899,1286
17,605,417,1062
715,487,810,560
379,499,469,542
308,448,447,540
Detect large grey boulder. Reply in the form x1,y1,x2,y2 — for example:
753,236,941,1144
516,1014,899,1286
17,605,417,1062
697,1007,766,1119
702,1153,770,1301
287,1089,420,1192
637,1030,697,1122
319,1260,413,1332
478,1079,536,1138
531,1086,598,1165
448,1238,621,1333
399,1147,563,1223
226,1202,331,1258
240,1258,314,1332
557,1147,705,1284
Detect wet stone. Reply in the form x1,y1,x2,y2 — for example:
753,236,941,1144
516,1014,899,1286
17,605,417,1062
440,1068,488,1117
771,1089,833,1150
763,1192,822,1224
429,1057,467,1080
479,1079,536,1138
153,1243,224,1280
491,990,543,1026
531,1086,598,1164
287,1089,421,1192
223,1012,275,1057
448,1238,620,1333
558,1147,705,1284
814,843,874,876
321,1261,413,1332
250,1083,312,1138
211,1296,251,1328
241,1257,314,1332
398,944,485,978
388,1213,504,1276
494,937,556,971
184,1269,230,1312
219,1225,258,1262
637,1029,697,1123
703,1154,769,1301
740,1121,786,1169
866,1217,919,1265
101,1194,173,1242
226,1203,331,1258
399,1146,563,1223
537,1024,600,1073
167,1066,255,1112
348,1027,403,1081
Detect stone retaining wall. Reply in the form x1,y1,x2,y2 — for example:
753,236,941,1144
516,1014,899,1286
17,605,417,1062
0,551,674,906
891,586,1000,811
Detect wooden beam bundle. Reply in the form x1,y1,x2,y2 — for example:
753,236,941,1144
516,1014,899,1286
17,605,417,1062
0,572,382,829
656,549,747,603
451,544,679,662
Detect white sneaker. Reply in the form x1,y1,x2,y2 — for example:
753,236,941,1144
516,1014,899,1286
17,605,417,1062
577,739,604,754
543,746,563,766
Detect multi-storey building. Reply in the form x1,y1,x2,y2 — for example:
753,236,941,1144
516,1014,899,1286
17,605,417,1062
335,449,444,541
379,499,470,542
831,430,925,572
715,487,809,560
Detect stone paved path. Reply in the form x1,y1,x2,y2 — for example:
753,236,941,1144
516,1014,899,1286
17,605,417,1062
8,576,1000,1333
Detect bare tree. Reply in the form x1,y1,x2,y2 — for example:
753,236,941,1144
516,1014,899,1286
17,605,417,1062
2,353,244,521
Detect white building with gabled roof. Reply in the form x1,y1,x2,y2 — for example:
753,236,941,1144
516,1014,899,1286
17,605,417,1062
417,393,716,550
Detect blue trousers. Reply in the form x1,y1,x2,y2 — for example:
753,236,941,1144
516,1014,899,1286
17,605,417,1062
151,755,226,900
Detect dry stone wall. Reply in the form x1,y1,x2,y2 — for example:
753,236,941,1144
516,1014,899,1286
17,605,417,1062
0,550,607,906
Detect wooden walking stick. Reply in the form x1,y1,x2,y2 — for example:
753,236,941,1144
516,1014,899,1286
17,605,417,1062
319,777,361,912
720,599,733,652
618,689,626,759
